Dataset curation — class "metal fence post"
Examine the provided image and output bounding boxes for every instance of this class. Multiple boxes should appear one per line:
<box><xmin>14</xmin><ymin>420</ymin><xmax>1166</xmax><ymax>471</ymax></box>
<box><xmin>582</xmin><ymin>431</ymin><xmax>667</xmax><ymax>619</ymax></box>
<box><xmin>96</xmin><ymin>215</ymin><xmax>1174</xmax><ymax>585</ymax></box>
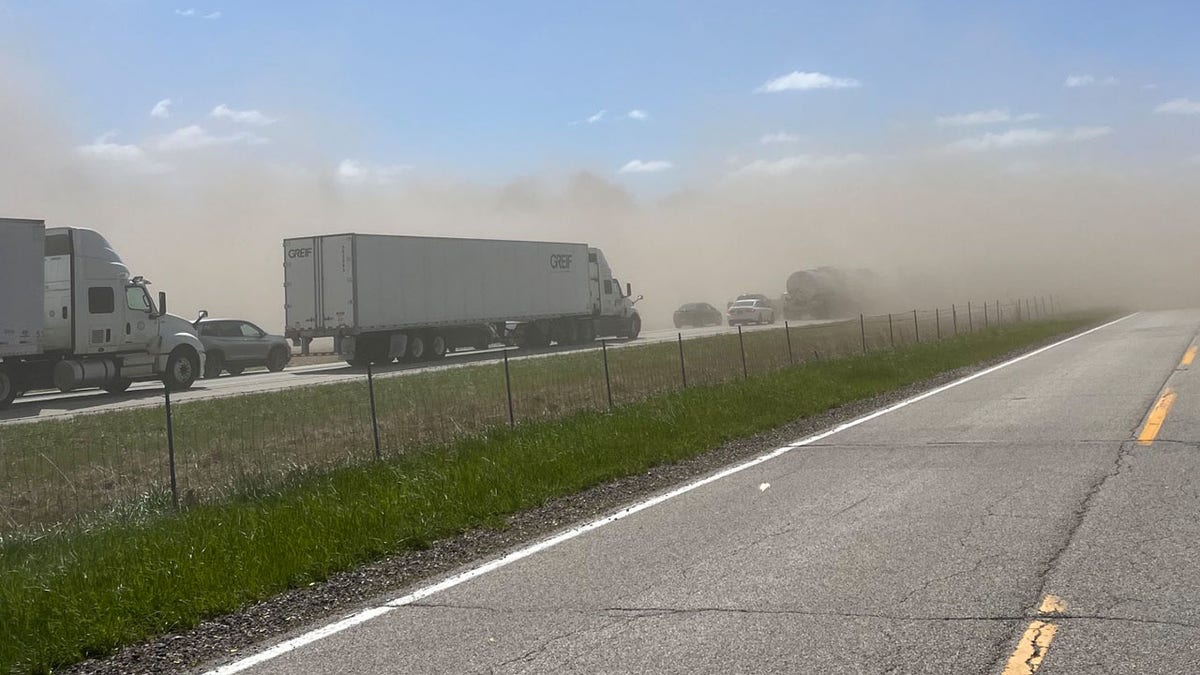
<box><xmin>601</xmin><ymin>339</ymin><xmax>614</xmax><ymax>410</ymax></box>
<box><xmin>784</xmin><ymin>321</ymin><xmax>794</xmax><ymax>365</ymax></box>
<box><xmin>913</xmin><ymin>309</ymin><xmax>919</xmax><ymax>343</ymax></box>
<box><xmin>968</xmin><ymin>301</ymin><xmax>974</xmax><ymax>332</ymax></box>
<box><xmin>952</xmin><ymin>304</ymin><xmax>958</xmax><ymax>335</ymax></box>
<box><xmin>888</xmin><ymin>313</ymin><xmax>894</xmax><ymax>348</ymax></box>
<box><xmin>503</xmin><ymin>348</ymin><xmax>515</xmax><ymax>427</ymax></box>
<box><xmin>366</xmin><ymin>361</ymin><xmax>381</xmax><ymax>460</ymax></box>
<box><xmin>936</xmin><ymin>307</ymin><xmax>941</xmax><ymax>340</ymax></box>
<box><xmin>984</xmin><ymin>301</ymin><xmax>989</xmax><ymax>328</ymax></box>
<box><xmin>737</xmin><ymin>325</ymin><xmax>748</xmax><ymax>379</ymax></box>
<box><xmin>860</xmin><ymin>314</ymin><xmax>867</xmax><ymax>354</ymax></box>
<box><xmin>996</xmin><ymin>300</ymin><xmax>1002</xmax><ymax>325</ymax></box>
<box><xmin>677</xmin><ymin>332</ymin><xmax>687</xmax><ymax>389</ymax></box>
<box><xmin>163</xmin><ymin>386</ymin><xmax>179</xmax><ymax>510</ymax></box>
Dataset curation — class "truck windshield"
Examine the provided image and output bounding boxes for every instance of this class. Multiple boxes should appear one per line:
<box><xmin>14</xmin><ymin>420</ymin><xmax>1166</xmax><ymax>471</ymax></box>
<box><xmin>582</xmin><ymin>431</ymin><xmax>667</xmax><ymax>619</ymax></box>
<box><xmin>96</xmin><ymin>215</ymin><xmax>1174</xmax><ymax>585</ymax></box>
<box><xmin>126</xmin><ymin>286</ymin><xmax>155</xmax><ymax>313</ymax></box>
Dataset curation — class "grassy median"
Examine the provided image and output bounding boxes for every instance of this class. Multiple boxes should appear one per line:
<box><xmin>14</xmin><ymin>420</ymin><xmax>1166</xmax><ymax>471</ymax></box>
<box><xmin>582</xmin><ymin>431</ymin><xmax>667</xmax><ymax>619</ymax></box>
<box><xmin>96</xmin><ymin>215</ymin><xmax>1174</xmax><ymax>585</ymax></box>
<box><xmin>0</xmin><ymin>315</ymin><xmax>1101</xmax><ymax>673</ymax></box>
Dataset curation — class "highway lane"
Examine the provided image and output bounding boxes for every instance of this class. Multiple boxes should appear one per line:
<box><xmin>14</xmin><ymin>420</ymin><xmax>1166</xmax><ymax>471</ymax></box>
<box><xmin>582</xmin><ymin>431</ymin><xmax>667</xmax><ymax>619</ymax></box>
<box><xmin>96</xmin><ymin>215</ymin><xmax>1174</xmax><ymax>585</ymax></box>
<box><xmin>206</xmin><ymin>309</ymin><xmax>1200</xmax><ymax>674</ymax></box>
<box><xmin>1</xmin><ymin>321</ymin><xmax>826</xmax><ymax>425</ymax></box>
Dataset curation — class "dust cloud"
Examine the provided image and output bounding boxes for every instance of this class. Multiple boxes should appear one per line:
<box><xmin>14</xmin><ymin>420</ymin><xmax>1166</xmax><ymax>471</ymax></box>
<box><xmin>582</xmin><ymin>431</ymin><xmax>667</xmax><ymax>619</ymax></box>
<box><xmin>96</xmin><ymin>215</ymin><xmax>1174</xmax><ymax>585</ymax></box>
<box><xmin>2</xmin><ymin>64</ymin><xmax>1197</xmax><ymax>332</ymax></box>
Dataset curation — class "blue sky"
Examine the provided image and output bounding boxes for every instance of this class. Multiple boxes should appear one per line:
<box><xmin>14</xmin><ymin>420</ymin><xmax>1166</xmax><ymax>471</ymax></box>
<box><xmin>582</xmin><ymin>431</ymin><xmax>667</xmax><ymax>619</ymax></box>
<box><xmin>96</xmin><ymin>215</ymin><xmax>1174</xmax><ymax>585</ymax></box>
<box><xmin>3</xmin><ymin>1</ymin><xmax>1198</xmax><ymax>184</ymax></box>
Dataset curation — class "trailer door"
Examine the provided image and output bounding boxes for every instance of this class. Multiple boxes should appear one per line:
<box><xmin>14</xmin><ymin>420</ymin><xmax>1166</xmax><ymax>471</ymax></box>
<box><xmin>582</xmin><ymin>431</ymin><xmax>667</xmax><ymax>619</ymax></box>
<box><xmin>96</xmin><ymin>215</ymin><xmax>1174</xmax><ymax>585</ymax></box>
<box><xmin>319</xmin><ymin>234</ymin><xmax>355</xmax><ymax>329</ymax></box>
<box><xmin>283</xmin><ymin>238</ymin><xmax>318</xmax><ymax>333</ymax></box>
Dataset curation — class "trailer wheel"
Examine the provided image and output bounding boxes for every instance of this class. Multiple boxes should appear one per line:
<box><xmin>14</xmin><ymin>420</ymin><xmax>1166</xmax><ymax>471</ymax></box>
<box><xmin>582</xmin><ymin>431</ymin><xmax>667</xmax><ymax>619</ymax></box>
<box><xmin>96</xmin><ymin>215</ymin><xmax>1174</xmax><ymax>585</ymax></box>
<box><xmin>427</xmin><ymin>332</ymin><xmax>447</xmax><ymax>360</ymax></box>
<box><xmin>0</xmin><ymin>366</ymin><xmax>16</xmax><ymax>409</ymax></box>
<box><xmin>578</xmin><ymin>320</ymin><xmax>596</xmax><ymax>344</ymax></box>
<box><xmin>405</xmin><ymin>333</ymin><xmax>426</xmax><ymax>362</ymax></box>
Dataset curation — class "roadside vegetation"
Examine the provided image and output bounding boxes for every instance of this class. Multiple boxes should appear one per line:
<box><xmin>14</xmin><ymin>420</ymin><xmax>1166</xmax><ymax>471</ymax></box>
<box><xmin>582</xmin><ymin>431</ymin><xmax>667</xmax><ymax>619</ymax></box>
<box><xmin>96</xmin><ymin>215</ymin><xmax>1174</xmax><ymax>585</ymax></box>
<box><xmin>0</xmin><ymin>314</ymin><xmax>1103</xmax><ymax>674</ymax></box>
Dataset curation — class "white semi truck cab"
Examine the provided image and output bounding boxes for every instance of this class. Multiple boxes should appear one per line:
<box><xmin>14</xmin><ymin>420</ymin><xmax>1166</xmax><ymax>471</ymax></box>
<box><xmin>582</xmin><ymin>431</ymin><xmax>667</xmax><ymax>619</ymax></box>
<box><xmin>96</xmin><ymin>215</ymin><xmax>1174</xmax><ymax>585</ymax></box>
<box><xmin>0</xmin><ymin>219</ymin><xmax>205</xmax><ymax>408</ymax></box>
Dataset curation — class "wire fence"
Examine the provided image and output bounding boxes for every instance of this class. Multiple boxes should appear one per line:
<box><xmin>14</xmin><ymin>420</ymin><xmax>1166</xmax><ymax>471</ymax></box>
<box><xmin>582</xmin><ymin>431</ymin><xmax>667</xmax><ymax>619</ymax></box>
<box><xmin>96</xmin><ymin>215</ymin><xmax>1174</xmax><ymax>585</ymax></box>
<box><xmin>0</xmin><ymin>295</ymin><xmax>1061</xmax><ymax>535</ymax></box>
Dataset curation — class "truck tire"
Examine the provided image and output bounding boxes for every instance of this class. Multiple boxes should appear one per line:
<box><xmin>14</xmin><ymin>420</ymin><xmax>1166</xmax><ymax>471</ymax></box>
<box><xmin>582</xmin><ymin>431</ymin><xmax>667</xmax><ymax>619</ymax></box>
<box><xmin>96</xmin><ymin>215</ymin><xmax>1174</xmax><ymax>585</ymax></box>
<box><xmin>427</xmin><ymin>332</ymin><xmax>447</xmax><ymax>361</ymax></box>
<box><xmin>266</xmin><ymin>346</ymin><xmax>289</xmax><ymax>372</ymax></box>
<box><xmin>578</xmin><ymin>320</ymin><xmax>596</xmax><ymax>343</ymax></box>
<box><xmin>103</xmin><ymin>378</ymin><xmax>132</xmax><ymax>394</ymax></box>
<box><xmin>625</xmin><ymin>314</ymin><xmax>642</xmax><ymax>340</ymax></box>
<box><xmin>203</xmin><ymin>351</ymin><xmax>225</xmax><ymax>379</ymax></box>
<box><xmin>405</xmin><ymin>333</ymin><xmax>426</xmax><ymax>362</ymax></box>
<box><xmin>163</xmin><ymin>346</ymin><xmax>200</xmax><ymax>391</ymax></box>
<box><xmin>0</xmin><ymin>366</ymin><xmax>16</xmax><ymax>409</ymax></box>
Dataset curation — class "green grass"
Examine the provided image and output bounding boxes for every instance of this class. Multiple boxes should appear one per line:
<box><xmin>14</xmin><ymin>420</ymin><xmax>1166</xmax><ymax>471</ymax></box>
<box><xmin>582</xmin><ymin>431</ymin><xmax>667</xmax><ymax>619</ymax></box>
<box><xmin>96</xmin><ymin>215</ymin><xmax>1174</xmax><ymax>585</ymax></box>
<box><xmin>0</xmin><ymin>315</ymin><xmax>1102</xmax><ymax>674</ymax></box>
<box><xmin>0</xmin><ymin>317</ymin><xmax>873</xmax><ymax>531</ymax></box>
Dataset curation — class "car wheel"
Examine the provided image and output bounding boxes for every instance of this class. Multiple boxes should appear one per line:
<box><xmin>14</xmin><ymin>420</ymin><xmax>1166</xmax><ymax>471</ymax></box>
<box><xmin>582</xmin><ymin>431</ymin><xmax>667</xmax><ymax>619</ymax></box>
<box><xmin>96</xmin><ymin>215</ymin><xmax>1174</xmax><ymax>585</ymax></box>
<box><xmin>163</xmin><ymin>347</ymin><xmax>200</xmax><ymax>391</ymax></box>
<box><xmin>203</xmin><ymin>351</ymin><xmax>224</xmax><ymax>379</ymax></box>
<box><xmin>266</xmin><ymin>346</ymin><xmax>289</xmax><ymax>372</ymax></box>
<box><xmin>103</xmin><ymin>378</ymin><xmax>132</xmax><ymax>394</ymax></box>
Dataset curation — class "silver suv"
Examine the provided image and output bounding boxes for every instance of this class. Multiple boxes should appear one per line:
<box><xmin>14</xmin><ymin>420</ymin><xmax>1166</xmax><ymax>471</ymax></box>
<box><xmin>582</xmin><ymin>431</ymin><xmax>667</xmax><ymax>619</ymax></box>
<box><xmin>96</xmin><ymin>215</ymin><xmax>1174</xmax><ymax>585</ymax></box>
<box><xmin>195</xmin><ymin>316</ymin><xmax>291</xmax><ymax>378</ymax></box>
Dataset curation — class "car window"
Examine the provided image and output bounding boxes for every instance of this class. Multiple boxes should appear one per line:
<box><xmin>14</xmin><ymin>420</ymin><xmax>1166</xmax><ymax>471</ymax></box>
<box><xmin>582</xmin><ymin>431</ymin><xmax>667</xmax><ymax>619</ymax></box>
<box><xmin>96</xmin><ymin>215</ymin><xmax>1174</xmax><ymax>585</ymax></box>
<box><xmin>239</xmin><ymin>323</ymin><xmax>261</xmax><ymax>338</ymax></box>
<box><xmin>199</xmin><ymin>323</ymin><xmax>217</xmax><ymax>337</ymax></box>
<box><xmin>733</xmin><ymin>300</ymin><xmax>756</xmax><ymax>308</ymax></box>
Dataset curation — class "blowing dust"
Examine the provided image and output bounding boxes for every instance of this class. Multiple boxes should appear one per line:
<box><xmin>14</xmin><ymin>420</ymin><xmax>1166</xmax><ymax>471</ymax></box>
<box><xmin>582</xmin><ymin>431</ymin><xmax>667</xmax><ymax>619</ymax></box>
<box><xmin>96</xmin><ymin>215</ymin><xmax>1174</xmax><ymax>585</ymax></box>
<box><xmin>2</xmin><ymin>66</ymin><xmax>1197</xmax><ymax>331</ymax></box>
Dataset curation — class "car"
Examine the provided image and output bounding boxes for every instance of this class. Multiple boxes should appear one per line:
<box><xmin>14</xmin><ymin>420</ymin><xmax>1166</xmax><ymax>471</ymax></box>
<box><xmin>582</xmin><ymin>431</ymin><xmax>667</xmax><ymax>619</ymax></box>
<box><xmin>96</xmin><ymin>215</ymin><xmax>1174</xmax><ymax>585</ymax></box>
<box><xmin>727</xmin><ymin>298</ymin><xmax>776</xmax><ymax>326</ymax></box>
<box><xmin>194</xmin><ymin>314</ymin><xmax>292</xmax><ymax>378</ymax></box>
<box><xmin>673</xmin><ymin>302</ymin><xmax>723</xmax><ymax>328</ymax></box>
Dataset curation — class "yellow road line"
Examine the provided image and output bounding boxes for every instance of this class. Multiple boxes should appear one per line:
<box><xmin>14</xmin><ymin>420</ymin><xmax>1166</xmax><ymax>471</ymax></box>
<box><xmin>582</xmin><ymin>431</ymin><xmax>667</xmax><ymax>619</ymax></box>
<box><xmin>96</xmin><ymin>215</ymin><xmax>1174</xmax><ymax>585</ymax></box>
<box><xmin>1183</xmin><ymin>346</ymin><xmax>1197</xmax><ymax>367</ymax></box>
<box><xmin>1001</xmin><ymin>595</ymin><xmax>1067</xmax><ymax>674</ymax></box>
<box><xmin>1002</xmin><ymin>620</ymin><xmax>1059</xmax><ymax>674</ymax></box>
<box><xmin>1137</xmin><ymin>388</ymin><xmax>1177</xmax><ymax>446</ymax></box>
<box><xmin>1038</xmin><ymin>595</ymin><xmax>1066</xmax><ymax>614</ymax></box>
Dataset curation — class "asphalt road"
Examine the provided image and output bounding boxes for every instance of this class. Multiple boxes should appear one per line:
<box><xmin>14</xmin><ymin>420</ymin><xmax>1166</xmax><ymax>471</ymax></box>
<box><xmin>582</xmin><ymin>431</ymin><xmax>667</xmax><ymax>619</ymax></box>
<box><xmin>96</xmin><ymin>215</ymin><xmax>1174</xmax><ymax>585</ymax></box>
<box><xmin>205</xmin><ymin>309</ymin><xmax>1200</xmax><ymax>674</ymax></box>
<box><xmin>0</xmin><ymin>322</ymin><xmax>810</xmax><ymax>425</ymax></box>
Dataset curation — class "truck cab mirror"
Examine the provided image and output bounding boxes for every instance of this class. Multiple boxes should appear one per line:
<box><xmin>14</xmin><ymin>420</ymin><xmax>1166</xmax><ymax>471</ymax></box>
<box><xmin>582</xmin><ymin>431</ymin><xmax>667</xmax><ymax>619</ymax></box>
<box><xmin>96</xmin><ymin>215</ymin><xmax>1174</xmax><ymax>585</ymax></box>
<box><xmin>194</xmin><ymin>309</ymin><xmax>208</xmax><ymax>327</ymax></box>
<box><xmin>633</xmin><ymin>294</ymin><xmax>644</xmax><ymax>305</ymax></box>
<box><xmin>158</xmin><ymin>291</ymin><xmax>168</xmax><ymax>317</ymax></box>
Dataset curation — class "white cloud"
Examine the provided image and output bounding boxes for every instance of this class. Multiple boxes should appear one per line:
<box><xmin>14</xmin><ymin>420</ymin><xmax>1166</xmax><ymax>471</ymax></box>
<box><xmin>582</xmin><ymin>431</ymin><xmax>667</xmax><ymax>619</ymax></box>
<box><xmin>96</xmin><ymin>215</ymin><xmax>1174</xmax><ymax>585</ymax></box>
<box><xmin>627</xmin><ymin>109</ymin><xmax>649</xmax><ymax>121</ymax></box>
<box><xmin>175</xmin><ymin>8</ymin><xmax>196</xmax><ymax>16</ymax></box>
<box><xmin>150</xmin><ymin>98</ymin><xmax>172</xmax><ymax>119</ymax></box>
<box><xmin>946</xmin><ymin>126</ymin><xmax>1112</xmax><ymax>152</ymax></box>
<box><xmin>336</xmin><ymin>159</ymin><xmax>412</xmax><ymax>183</ymax></box>
<box><xmin>76</xmin><ymin>132</ymin><xmax>168</xmax><ymax>173</ymax></box>
<box><xmin>154</xmin><ymin>125</ymin><xmax>268</xmax><ymax>151</ymax></box>
<box><xmin>755</xmin><ymin>71</ymin><xmax>861</xmax><ymax>93</ymax></box>
<box><xmin>759</xmin><ymin>132</ymin><xmax>801</xmax><ymax>145</ymax></box>
<box><xmin>204</xmin><ymin>11</ymin><xmax>221</xmax><ymax>19</ymax></box>
<box><xmin>617</xmin><ymin>159</ymin><xmax>674</xmax><ymax>174</ymax></box>
<box><xmin>1064</xmin><ymin>74</ymin><xmax>1118</xmax><ymax>88</ymax></box>
<box><xmin>935</xmin><ymin>109</ymin><xmax>1042</xmax><ymax>127</ymax></box>
<box><xmin>209</xmin><ymin>104</ymin><xmax>277</xmax><ymax>126</ymax></box>
<box><xmin>1154</xmin><ymin>98</ymin><xmax>1200</xmax><ymax>115</ymax></box>
<box><xmin>730</xmin><ymin>153</ymin><xmax>865</xmax><ymax>177</ymax></box>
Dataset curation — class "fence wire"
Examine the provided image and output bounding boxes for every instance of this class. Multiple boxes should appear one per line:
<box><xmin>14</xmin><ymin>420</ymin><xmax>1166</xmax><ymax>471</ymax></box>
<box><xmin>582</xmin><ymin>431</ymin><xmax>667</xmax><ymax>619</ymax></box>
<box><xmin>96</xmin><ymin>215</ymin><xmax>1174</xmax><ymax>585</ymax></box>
<box><xmin>0</xmin><ymin>296</ymin><xmax>1061</xmax><ymax>534</ymax></box>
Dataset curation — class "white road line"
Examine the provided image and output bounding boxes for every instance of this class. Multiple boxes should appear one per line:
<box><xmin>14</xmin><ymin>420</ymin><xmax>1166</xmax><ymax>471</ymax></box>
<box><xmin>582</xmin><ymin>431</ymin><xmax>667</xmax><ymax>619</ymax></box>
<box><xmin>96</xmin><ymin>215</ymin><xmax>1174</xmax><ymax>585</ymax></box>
<box><xmin>205</xmin><ymin>314</ymin><xmax>1134</xmax><ymax>675</ymax></box>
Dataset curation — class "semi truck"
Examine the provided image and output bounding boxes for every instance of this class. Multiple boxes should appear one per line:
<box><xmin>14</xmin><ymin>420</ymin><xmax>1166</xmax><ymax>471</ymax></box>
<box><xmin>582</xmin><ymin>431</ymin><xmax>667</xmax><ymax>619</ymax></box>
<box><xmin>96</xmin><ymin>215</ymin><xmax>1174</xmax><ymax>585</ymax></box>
<box><xmin>0</xmin><ymin>218</ymin><xmax>206</xmax><ymax>408</ymax></box>
<box><xmin>782</xmin><ymin>267</ymin><xmax>878</xmax><ymax>320</ymax></box>
<box><xmin>283</xmin><ymin>233</ymin><xmax>642</xmax><ymax>365</ymax></box>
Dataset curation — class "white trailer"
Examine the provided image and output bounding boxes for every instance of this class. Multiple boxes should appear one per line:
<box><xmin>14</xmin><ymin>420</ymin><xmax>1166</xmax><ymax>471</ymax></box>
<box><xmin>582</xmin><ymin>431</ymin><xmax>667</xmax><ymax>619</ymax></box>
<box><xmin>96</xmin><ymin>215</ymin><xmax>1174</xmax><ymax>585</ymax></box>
<box><xmin>283</xmin><ymin>233</ymin><xmax>642</xmax><ymax>365</ymax></box>
<box><xmin>0</xmin><ymin>218</ymin><xmax>206</xmax><ymax>408</ymax></box>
